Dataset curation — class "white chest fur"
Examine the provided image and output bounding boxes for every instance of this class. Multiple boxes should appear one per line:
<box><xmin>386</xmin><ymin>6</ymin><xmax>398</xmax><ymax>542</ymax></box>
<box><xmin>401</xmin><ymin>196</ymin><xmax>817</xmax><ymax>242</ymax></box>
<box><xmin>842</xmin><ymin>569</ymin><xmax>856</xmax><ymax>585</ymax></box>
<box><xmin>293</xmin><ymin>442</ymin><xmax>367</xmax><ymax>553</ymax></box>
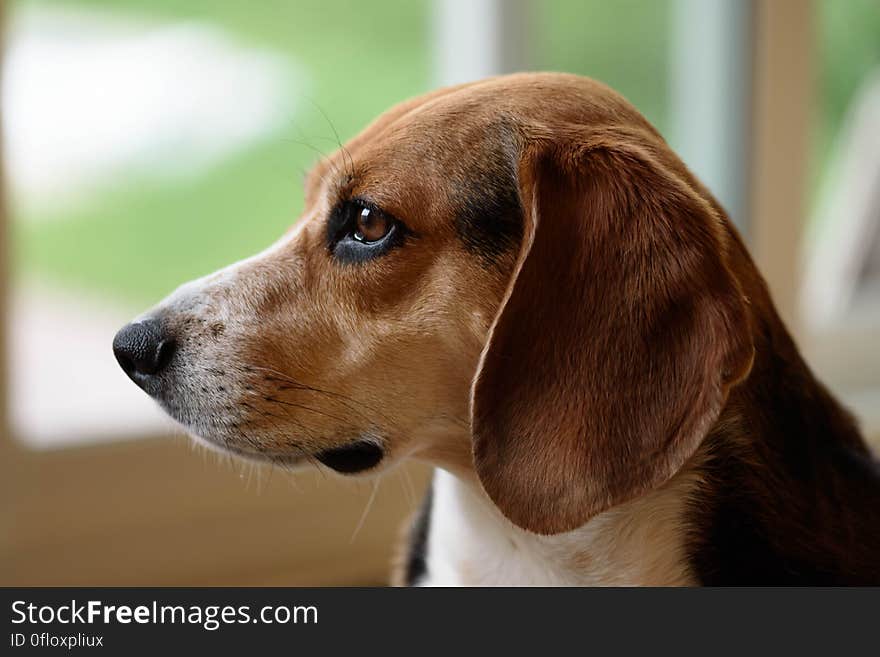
<box><xmin>421</xmin><ymin>469</ymin><xmax>697</xmax><ymax>586</ymax></box>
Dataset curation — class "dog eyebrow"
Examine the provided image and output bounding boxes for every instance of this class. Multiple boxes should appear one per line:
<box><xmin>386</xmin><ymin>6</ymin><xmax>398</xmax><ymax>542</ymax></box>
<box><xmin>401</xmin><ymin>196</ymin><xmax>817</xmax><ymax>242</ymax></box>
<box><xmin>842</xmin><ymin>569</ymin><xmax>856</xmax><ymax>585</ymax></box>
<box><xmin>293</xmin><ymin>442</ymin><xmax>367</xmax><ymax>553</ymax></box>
<box><xmin>303</xmin><ymin>150</ymin><xmax>357</xmax><ymax>208</ymax></box>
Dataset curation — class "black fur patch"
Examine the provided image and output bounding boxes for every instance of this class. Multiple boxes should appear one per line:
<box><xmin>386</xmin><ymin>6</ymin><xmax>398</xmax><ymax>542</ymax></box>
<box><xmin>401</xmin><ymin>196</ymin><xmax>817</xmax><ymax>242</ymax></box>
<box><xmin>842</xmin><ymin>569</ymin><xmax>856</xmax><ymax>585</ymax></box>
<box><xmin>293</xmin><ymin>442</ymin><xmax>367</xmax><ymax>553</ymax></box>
<box><xmin>453</xmin><ymin>147</ymin><xmax>523</xmax><ymax>265</ymax></box>
<box><xmin>688</xmin><ymin>439</ymin><xmax>880</xmax><ymax>585</ymax></box>
<box><xmin>687</xmin><ymin>444</ymin><xmax>802</xmax><ymax>585</ymax></box>
<box><xmin>404</xmin><ymin>481</ymin><xmax>434</xmax><ymax>586</ymax></box>
<box><xmin>686</xmin><ymin>344</ymin><xmax>880</xmax><ymax>585</ymax></box>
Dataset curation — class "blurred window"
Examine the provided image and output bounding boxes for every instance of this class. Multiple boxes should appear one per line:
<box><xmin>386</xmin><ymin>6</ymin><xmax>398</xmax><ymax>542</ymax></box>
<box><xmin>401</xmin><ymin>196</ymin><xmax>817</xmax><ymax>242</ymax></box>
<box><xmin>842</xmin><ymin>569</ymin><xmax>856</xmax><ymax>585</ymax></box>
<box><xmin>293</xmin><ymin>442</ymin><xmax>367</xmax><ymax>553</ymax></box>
<box><xmin>800</xmin><ymin>0</ymin><xmax>880</xmax><ymax>432</ymax></box>
<box><xmin>534</xmin><ymin>0</ymin><xmax>672</xmax><ymax>134</ymax></box>
<box><xmin>4</xmin><ymin>0</ymin><xmax>431</xmax><ymax>447</ymax></box>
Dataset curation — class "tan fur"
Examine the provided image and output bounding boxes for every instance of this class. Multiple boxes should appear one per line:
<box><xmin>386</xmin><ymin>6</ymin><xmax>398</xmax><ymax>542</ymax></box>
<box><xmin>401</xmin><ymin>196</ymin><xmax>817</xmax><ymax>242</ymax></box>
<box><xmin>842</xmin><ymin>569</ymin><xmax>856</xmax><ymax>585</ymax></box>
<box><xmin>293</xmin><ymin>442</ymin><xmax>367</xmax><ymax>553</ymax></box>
<box><xmin>559</xmin><ymin>454</ymin><xmax>706</xmax><ymax>586</ymax></box>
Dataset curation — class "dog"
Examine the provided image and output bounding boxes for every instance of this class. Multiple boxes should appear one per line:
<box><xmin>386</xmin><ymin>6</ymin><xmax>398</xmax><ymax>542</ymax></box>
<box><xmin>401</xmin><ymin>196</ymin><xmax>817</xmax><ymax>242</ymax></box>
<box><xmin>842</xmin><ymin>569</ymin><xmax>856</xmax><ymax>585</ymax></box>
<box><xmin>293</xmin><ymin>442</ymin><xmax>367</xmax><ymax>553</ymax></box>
<box><xmin>113</xmin><ymin>73</ymin><xmax>880</xmax><ymax>585</ymax></box>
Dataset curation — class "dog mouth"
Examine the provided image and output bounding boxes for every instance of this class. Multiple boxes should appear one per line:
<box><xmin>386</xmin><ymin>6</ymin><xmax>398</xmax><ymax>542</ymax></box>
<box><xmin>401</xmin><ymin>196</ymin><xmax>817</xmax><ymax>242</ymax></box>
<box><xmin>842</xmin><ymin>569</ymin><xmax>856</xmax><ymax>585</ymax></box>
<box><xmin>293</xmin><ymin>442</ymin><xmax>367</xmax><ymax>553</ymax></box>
<box><xmin>196</xmin><ymin>433</ymin><xmax>386</xmax><ymax>475</ymax></box>
<box><xmin>153</xmin><ymin>386</ymin><xmax>388</xmax><ymax>475</ymax></box>
<box><xmin>314</xmin><ymin>440</ymin><xmax>385</xmax><ymax>474</ymax></box>
<box><xmin>124</xmin><ymin>356</ymin><xmax>387</xmax><ymax>475</ymax></box>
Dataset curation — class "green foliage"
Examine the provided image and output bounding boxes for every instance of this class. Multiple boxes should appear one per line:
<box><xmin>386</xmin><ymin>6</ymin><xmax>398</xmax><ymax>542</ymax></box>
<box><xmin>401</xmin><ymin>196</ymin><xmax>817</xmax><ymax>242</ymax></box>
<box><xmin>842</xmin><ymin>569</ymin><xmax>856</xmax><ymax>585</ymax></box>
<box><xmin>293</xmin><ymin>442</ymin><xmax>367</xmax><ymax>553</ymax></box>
<box><xmin>817</xmin><ymin>0</ymin><xmax>880</xmax><ymax>164</ymax></box>
<box><xmin>14</xmin><ymin>0</ymin><xmax>431</xmax><ymax>303</ymax></box>
<box><xmin>534</xmin><ymin>0</ymin><xmax>671</xmax><ymax>132</ymax></box>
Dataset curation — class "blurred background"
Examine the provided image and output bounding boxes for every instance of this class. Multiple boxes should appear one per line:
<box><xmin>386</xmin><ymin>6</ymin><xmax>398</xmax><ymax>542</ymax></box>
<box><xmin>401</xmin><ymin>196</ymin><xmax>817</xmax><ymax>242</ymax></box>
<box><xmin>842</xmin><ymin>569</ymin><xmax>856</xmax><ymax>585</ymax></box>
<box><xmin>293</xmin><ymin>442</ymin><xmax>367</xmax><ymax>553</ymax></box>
<box><xmin>1</xmin><ymin>0</ymin><xmax>878</xmax><ymax>585</ymax></box>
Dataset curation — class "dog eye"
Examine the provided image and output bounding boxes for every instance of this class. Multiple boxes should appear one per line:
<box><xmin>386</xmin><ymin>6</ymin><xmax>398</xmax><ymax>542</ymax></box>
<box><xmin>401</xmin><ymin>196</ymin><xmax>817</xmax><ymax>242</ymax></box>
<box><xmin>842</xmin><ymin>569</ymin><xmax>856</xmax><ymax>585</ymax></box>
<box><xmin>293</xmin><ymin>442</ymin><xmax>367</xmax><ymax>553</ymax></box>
<box><xmin>353</xmin><ymin>207</ymin><xmax>391</xmax><ymax>243</ymax></box>
<box><xmin>328</xmin><ymin>201</ymin><xmax>405</xmax><ymax>263</ymax></box>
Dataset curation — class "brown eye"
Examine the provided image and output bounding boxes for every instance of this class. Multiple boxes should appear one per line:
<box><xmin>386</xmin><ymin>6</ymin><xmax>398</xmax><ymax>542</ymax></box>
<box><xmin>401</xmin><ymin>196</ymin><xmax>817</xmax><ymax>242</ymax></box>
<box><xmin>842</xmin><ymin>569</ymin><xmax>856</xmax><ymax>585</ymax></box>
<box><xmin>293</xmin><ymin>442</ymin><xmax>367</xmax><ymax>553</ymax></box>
<box><xmin>353</xmin><ymin>207</ymin><xmax>391</xmax><ymax>243</ymax></box>
<box><xmin>329</xmin><ymin>201</ymin><xmax>405</xmax><ymax>263</ymax></box>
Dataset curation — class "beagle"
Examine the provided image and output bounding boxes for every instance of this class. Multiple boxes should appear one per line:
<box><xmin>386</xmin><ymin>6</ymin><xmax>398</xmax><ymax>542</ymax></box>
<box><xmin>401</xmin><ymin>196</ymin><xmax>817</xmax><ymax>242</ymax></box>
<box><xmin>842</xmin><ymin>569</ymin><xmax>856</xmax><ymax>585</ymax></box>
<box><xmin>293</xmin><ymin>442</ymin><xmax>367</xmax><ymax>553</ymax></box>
<box><xmin>114</xmin><ymin>73</ymin><xmax>880</xmax><ymax>586</ymax></box>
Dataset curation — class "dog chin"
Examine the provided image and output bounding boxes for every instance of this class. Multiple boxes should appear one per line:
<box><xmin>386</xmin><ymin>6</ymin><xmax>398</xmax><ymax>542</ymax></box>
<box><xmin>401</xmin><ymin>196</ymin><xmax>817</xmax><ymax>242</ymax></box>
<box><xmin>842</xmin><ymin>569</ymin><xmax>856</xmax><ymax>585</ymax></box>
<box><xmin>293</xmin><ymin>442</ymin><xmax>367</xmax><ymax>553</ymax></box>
<box><xmin>185</xmin><ymin>429</ymin><xmax>386</xmax><ymax>475</ymax></box>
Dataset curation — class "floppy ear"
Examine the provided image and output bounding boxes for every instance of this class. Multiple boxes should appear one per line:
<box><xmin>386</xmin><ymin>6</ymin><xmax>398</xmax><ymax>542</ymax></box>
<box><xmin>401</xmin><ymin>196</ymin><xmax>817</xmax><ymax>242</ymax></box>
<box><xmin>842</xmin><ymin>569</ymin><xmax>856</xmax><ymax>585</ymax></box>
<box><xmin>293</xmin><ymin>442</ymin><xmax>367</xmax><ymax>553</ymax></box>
<box><xmin>471</xmin><ymin>128</ymin><xmax>754</xmax><ymax>535</ymax></box>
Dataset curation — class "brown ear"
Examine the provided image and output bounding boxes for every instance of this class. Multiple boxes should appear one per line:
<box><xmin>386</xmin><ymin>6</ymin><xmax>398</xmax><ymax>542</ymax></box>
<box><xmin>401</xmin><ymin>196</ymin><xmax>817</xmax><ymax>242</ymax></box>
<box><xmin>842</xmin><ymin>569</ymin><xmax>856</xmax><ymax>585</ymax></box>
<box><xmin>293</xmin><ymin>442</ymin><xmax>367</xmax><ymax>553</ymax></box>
<box><xmin>471</xmin><ymin>128</ymin><xmax>754</xmax><ymax>535</ymax></box>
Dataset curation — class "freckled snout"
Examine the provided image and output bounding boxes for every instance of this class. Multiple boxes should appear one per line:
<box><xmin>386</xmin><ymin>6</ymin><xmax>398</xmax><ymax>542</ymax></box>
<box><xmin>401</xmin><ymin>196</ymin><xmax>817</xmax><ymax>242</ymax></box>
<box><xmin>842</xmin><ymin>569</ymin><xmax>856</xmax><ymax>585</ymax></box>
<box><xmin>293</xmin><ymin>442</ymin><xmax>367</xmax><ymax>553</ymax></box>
<box><xmin>113</xmin><ymin>319</ymin><xmax>176</xmax><ymax>388</ymax></box>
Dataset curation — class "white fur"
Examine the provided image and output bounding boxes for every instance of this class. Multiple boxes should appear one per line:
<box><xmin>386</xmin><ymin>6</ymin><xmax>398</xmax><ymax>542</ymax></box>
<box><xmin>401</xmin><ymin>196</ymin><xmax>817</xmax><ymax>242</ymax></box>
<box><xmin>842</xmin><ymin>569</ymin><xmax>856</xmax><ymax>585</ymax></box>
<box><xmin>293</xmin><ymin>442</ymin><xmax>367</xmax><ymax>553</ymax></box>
<box><xmin>420</xmin><ymin>468</ymin><xmax>697</xmax><ymax>586</ymax></box>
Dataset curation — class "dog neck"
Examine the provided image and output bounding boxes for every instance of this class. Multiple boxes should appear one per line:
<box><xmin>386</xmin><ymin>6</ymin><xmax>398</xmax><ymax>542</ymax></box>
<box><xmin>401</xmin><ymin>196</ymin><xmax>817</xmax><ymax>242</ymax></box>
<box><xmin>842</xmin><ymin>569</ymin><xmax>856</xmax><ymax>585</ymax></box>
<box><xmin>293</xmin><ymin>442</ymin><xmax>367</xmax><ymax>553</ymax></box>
<box><xmin>417</xmin><ymin>464</ymin><xmax>699</xmax><ymax>586</ymax></box>
<box><xmin>408</xmin><ymin>291</ymin><xmax>880</xmax><ymax>585</ymax></box>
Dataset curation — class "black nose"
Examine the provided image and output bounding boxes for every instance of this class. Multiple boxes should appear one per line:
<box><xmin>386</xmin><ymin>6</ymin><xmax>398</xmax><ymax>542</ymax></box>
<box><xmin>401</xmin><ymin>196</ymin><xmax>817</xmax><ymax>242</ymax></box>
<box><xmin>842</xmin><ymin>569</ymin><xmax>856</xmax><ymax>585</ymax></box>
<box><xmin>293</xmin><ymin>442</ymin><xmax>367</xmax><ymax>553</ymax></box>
<box><xmin>113</xmin><ymin>319</ymin><xmax>176</xmax><ymax>383</ymax></box>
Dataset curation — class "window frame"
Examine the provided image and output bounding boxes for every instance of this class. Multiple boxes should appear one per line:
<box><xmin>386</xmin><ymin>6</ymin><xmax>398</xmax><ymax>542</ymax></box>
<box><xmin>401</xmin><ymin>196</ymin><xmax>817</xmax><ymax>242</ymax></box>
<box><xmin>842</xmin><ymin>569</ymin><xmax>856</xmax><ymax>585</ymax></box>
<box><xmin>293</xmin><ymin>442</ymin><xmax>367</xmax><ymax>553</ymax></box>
<box><xmin>747</xmin><ymin>0</ymin><xmax>880</xmax><ymax>443</ymax></box>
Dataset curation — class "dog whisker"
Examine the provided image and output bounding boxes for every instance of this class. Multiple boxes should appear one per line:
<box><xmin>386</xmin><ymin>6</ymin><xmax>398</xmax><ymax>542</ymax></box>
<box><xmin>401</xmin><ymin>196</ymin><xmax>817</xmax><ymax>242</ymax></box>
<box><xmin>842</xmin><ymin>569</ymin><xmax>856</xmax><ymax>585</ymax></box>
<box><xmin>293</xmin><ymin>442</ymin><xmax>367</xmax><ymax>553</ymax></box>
<box><xmin>250</xmin><ymin>365</ymin><xmax>397</xmax><ymax>426</ymax></box>
<box><xmin>263</xmin><ymin>396</ymin><xmax>351</xmax><ymax>425</ymax></box>
<box><xmin>350</xmin><ymin>478</ymin><xmax>381</xmax><ymax>544</ymax></box>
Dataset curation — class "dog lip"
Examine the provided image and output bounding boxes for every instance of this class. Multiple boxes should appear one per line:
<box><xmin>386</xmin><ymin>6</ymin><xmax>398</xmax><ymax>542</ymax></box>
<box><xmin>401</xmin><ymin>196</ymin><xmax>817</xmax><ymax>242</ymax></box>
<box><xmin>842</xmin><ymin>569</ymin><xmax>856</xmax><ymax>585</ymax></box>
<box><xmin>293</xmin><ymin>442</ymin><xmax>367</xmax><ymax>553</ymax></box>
<box><xmin>314</xmin><ymin>440</ymin><xmax>384</xmax><ymax>474</ymax></box>
<box><xmin>202</xmin><ymin>440</ymin><xmax>307</xmax><ymax>467</ymax></box>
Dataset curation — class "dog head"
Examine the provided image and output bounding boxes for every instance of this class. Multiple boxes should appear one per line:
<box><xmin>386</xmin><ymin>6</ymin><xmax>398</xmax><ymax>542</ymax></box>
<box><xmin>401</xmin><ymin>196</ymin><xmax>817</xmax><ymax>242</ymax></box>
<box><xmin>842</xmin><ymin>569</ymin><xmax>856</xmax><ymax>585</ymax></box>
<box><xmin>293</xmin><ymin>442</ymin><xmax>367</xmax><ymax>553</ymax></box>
<box><xmin>114</xmin><ymin>73</ymin><xmax>754</xmax><ymax>534</ymax></box>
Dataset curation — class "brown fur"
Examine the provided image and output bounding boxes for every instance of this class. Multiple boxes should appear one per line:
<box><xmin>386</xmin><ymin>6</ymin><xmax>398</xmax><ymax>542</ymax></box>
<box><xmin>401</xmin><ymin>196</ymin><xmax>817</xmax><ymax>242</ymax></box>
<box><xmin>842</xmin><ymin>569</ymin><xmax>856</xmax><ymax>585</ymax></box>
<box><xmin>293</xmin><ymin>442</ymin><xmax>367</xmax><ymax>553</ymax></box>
<box><xmin>473</xmin><ymin>126</ymin><xmax>755</xmax><ymax>534</ymax></box>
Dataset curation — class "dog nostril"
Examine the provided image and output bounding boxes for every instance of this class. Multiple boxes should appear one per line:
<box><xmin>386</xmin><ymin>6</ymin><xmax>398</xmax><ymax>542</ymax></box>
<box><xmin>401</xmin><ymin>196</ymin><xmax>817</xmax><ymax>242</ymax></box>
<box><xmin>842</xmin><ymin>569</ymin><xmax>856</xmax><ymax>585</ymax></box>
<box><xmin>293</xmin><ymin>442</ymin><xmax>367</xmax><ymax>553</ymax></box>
<box><xmin>115</xmin><ymin>350</ymin><xmax>135</xmax><ymax>377</ymax></box>
<box><xmin>112</xmin><ymin>319</ymin><xmax>176</xmax><ymax>382</ymax></box>
<box><xmin>155</xmin><ymin>338</ymin><xmax>177</xmax><ymax>372</ymax></box>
